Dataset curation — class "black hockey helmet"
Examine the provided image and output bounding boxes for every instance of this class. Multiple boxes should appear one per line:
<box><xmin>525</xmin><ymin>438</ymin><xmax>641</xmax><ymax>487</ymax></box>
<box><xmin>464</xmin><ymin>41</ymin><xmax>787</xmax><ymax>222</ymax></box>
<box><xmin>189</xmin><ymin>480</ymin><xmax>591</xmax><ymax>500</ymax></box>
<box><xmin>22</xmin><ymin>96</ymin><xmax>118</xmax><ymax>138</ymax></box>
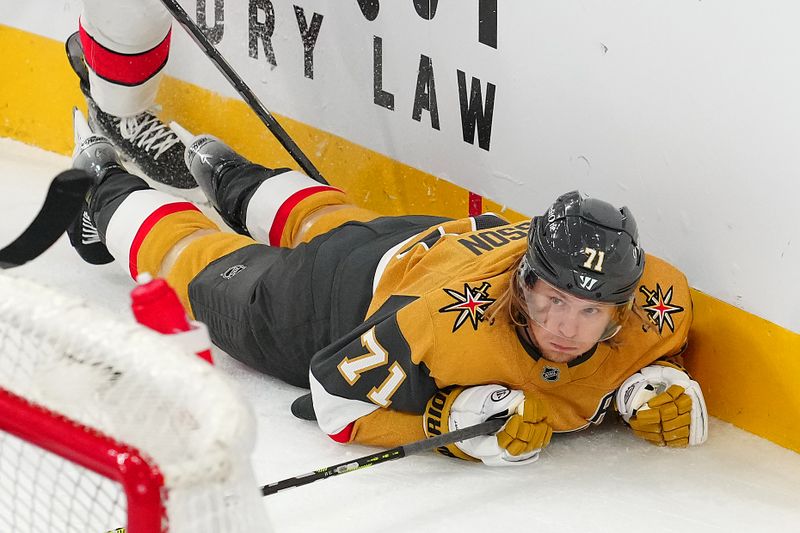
<box><xmin>521</xmin><ymin>190</ymin><xmax>644</xmax><ymax>304</ymax></box>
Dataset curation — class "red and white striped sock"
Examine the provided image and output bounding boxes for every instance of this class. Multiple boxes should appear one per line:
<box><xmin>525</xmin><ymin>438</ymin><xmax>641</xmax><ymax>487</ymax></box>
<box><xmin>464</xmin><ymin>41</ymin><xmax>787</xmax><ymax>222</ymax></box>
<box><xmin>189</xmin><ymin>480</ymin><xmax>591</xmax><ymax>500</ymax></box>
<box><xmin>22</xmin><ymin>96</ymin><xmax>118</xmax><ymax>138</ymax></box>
<box><xmin>78</xmin><ymin>0</ymin><xmax>171</xmax><ymax>116</ymax></box>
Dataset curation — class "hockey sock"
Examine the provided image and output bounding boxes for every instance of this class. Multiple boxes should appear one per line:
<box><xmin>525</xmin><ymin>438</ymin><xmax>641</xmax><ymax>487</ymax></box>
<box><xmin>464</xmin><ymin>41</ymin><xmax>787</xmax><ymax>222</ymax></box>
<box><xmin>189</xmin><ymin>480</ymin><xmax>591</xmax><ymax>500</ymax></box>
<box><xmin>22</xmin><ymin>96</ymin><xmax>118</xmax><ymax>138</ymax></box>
<box><xmin>179</xmin><ymin>128</ymin><xmax>344</xmax><ymax>245</ymax></box>
<box><xmin>91</xmin><ymin>173</ymin><xmax>220</xmax><ymax>280</ymax></box>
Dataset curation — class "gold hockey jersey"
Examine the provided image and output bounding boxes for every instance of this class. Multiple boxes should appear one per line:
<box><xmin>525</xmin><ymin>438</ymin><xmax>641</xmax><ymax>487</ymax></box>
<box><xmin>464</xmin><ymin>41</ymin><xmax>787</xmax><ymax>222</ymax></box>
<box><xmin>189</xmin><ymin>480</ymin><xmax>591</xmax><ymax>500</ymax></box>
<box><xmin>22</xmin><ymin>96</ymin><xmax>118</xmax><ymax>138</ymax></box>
<box><xmin>308</xmin><ymin>215</ymin><xmax>692</xmax><ymax>448</ymax></box>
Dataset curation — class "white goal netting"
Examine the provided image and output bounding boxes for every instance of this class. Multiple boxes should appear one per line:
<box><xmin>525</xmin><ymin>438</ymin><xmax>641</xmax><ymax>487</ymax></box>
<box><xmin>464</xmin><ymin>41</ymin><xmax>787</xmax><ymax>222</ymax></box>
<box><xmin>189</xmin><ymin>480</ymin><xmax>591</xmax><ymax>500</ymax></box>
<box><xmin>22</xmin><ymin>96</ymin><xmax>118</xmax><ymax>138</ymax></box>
<box><xmin>0</xmin><ymin>272</ymin><xmax>270</xmax><ymax>532</ymax></box>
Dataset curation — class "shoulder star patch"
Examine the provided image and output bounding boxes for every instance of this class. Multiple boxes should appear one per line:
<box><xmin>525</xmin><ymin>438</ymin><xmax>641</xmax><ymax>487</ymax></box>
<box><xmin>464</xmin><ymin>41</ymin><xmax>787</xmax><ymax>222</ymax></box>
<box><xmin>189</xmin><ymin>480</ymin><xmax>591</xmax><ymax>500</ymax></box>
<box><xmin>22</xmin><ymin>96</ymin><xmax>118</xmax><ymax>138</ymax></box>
<box><xmin>439</xmin><ymin>282</ymin><xmax>495</xmax><ymax>332</ymax></box>
<box><xmin>639</xmin><ymin>283</ymin><xmax>684</xmax><ymax>333</ymax></box>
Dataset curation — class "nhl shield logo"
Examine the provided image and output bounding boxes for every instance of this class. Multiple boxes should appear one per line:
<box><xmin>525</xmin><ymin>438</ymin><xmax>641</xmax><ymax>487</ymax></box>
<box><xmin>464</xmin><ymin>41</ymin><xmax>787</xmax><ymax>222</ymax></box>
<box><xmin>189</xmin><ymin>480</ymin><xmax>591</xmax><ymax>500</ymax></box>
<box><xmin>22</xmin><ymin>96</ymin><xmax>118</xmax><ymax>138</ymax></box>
<box><xmin>541</xmin><ymin>366</ymin><xmax>560</xmax><ymax>382</ymax></box>
<box><xmin>221</xmin><ymin>264</ymin><xmax>247</xmax><ymax>279</ymax></box>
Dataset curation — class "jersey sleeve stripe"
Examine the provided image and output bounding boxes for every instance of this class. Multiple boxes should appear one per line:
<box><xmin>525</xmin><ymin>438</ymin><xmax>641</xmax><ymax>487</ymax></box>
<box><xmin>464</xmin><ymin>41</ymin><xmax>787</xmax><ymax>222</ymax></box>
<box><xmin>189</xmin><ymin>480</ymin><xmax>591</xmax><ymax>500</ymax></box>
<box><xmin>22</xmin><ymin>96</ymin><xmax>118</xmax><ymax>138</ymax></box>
<box><xmin>309</xmin><ymin>372</ymin><xmax>379</xmax><ymax>437</ymax></box>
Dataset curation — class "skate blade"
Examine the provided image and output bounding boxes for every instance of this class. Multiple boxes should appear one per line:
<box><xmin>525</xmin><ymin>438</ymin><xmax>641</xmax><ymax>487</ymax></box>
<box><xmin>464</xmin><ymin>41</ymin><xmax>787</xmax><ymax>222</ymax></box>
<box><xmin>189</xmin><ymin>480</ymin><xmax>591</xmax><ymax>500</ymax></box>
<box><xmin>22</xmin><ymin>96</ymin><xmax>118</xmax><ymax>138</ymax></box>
<box><xmin>72</xmin><ymin>107</ymin><xmax>94</xmax><ymax>148</ymax></box>
<box><xmin>120</xmin><ymin>155</ymin><xmax>210</xmax><ymax>206</ymax></box>
<box><xmin>169</xmin><ymin>120</ymin><xmax>195</xmax><ymax>147</ymax></box>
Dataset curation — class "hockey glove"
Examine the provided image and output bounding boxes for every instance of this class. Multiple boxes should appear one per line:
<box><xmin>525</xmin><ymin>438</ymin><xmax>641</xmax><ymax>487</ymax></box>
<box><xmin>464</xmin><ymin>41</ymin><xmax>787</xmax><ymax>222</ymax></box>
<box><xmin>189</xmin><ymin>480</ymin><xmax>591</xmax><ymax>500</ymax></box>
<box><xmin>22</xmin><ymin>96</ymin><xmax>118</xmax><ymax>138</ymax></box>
<box><xmin>616</xmin><ymin>363</ymin><xmax>708</xmax><ymax>447</ymax></box>
<box><xmin>423</xmin><ymin>385</ymin><xmax>552</xmax><ymax>466</ymax></box>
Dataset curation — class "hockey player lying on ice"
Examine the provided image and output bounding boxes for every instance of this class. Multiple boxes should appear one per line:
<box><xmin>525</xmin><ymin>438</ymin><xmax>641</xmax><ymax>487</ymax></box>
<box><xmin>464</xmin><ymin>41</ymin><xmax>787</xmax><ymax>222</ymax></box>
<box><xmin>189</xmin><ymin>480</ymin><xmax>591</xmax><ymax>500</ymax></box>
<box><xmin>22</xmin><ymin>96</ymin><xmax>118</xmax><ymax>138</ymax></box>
<box><xmin>64</xmin><ymin>1</ymin><xmax>708</xmax><ymax>466</ymax></box>
<box><xmin>67</xmin><ymin>107</ymin><xmax>708</xmax><ymax>465</ymax></box>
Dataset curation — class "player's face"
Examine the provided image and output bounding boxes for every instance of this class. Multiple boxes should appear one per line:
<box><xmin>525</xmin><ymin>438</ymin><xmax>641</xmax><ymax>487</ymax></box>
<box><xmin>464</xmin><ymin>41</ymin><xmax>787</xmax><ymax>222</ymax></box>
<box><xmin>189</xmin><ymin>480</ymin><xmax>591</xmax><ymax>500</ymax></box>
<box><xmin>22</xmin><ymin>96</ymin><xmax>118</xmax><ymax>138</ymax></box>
<box><xmin>522</xmin><ymin>280</ymin><xmax>616</xmax><ymax>363</ymax></box>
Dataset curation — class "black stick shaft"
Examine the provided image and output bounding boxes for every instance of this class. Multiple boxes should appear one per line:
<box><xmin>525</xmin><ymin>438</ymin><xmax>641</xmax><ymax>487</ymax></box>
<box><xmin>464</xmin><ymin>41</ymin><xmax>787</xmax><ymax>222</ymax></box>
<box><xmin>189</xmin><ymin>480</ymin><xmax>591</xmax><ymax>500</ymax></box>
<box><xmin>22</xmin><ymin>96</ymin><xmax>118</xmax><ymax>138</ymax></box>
<box><xmin>261</xmin><ymin>417</ymin><xmax>505</xmax><ymax>496</ymax></box>
<box><xmin>158</xmin><ymin>0</ymin><xmax>328</xmax><ymax>185</ymax></box>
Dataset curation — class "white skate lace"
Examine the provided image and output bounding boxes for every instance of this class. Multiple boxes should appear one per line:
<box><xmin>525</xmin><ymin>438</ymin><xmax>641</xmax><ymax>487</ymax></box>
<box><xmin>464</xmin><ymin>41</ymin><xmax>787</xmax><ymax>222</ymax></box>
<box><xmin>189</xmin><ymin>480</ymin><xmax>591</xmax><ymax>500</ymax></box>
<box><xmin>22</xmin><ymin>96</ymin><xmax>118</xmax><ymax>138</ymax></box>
<box><xmin>118</xmin><ymin>108</ymin><xmax>180</xmax><ymax>160</ymax></box>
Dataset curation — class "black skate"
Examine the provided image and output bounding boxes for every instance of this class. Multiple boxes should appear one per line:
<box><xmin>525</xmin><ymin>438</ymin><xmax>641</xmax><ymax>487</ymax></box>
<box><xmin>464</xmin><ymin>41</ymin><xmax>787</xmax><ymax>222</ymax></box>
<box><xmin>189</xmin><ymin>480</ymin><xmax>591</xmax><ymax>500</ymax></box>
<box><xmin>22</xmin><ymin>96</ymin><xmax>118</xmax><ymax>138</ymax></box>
<box><xmin>65</xmin><ymin>32</ymin><xmax>205</xmax><ymax>203</ymax></box>
<box><xmin>68</xmin><ymin>108</ymin><xmax>152</xmax><ymax>266</ymax></box>
<box><xmin>67</xmin><ymin>209</ymin><xmax>114</xmax><ymax>265</ymax></box>
<box><xmin>170</xmin><ymin>121</ymin><xmax>252</xmax><ymax>234</ymax></box>
<box><xmin>67</xmin><ymin>108</ymin><xmax>122</xmax><ymax>265</ymax></box>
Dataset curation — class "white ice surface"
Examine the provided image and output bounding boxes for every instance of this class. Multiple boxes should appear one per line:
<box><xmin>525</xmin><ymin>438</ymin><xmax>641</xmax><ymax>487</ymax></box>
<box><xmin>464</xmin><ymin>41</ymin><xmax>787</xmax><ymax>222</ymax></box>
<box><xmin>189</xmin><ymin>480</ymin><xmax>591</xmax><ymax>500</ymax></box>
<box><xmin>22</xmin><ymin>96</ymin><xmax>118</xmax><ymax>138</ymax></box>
<box><xmin>1</xmin><ymin>137</ymin><xmax>799</xmax><ymax>533</ymax></box>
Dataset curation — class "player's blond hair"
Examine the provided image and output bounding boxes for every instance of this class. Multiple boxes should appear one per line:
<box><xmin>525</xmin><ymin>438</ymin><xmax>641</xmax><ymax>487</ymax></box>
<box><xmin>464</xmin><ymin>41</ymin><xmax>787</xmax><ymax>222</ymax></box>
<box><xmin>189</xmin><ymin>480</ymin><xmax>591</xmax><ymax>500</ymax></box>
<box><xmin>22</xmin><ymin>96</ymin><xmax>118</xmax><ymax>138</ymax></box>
<box><xmin>486</xmin><ymin>255</ymin><xmax>527</xmax><ymax>327</ymax></box>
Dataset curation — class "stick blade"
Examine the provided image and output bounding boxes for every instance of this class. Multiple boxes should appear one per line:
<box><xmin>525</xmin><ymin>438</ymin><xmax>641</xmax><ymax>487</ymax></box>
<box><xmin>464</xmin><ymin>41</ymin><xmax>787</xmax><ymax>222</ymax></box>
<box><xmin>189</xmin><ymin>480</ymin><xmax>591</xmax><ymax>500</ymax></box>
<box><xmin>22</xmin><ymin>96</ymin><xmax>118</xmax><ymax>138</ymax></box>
<box><xmin>0</xmin><ymin>169</ymin><xmax>93</xmax><ymax>269</ymax></box>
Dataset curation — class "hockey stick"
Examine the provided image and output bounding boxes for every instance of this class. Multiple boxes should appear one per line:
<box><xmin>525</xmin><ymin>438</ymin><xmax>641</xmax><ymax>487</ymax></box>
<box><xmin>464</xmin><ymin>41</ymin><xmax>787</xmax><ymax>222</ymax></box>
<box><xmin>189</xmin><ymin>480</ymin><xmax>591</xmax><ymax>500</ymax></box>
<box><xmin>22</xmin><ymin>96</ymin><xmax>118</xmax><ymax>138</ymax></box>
<box><xmin>0</xmin><ymin>169</ymin><xmax>92</xmax><ymax>269</ymax></box>
<box><xmin>158</xmin><ymin>0</ymin><xmax>329</xmax><ymax>185</ymax></box>
<box><xmin>261</xmin><ymin>417</ymin><xmax>505</xmax><ymax>496</ymax></box>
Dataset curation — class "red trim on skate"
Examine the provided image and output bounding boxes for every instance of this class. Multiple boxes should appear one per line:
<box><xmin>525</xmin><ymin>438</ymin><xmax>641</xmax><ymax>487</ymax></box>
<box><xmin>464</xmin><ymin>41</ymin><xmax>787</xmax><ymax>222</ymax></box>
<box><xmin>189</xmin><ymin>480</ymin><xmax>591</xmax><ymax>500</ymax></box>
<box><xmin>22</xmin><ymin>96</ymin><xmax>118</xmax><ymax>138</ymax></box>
<box><xmin>328</xmin><ymin>422</ymin><xmax>354</xmax><ymax>443</ymax></box>
<box><xmin>128</xmin><ymin>202</ymin><xmax>199</xmax><ymax>279</ymax></box>
<box><xmin>79</xmin><ymin>21</ymin><xmax>171</xmax><ymax>86</ymax></box>
<box><xmin>268</xmin><ymin>186</ymin><xmax>340</xmax><ymax>246</ymax></box>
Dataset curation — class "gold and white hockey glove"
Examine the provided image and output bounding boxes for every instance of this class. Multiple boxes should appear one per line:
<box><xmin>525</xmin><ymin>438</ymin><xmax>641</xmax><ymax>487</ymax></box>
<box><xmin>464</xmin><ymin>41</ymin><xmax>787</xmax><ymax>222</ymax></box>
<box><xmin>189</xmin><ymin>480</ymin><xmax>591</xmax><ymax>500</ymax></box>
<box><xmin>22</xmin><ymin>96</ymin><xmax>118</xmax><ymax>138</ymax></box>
<box><xmin>423</xmin><ymin>385</ymin><xmax>552</xmax><ymax>466</ymax></box>
<box><xmin>616</xmin><ymin>363</ymin><xmax>708</xmax><ymax>447</ymax></box>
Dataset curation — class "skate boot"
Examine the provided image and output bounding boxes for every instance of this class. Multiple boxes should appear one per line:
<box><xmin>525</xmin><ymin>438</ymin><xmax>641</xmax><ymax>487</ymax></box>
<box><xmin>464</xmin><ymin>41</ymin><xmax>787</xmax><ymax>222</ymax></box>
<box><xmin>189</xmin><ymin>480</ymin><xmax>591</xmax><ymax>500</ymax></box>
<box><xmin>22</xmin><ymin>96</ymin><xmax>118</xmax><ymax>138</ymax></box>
<box><xmin>65</xmin><ymin>32</ymin><xmax>205</xmax><ymax>203</ymax></box>
<box><xmin>170</xmin><ymin>121</ymin><xmax>255</xmax><ymax>235</ymax></box>
<box><xmin>67</xmin><ymin>108</ymin><xmax>149</xmax><ymax>265</ymax></box>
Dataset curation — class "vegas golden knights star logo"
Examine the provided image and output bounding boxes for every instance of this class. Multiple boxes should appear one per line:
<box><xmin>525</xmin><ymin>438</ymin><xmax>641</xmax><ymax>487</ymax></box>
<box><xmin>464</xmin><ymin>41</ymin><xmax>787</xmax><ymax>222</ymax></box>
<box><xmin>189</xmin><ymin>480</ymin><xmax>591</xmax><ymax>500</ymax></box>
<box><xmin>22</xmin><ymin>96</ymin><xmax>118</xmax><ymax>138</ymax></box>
<box><xmin>439</xmin><ymin>282</ymin><xmax>495</xmax><ymax>332</ymax></box>
<box><xmin>639</xmin><ymin>283</ymin><xmax>684</xmax><ymax>333</ymax></box>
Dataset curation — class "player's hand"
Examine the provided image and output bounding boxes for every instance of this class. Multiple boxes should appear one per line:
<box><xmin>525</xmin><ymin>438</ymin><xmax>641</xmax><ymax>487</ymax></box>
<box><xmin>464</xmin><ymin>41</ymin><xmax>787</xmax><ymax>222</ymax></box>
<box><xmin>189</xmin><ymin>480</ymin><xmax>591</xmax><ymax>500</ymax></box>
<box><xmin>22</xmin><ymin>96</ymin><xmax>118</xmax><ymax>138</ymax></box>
<box><xmin>496</xmin><ymin>395</ymin><xmax>553</xmax><ymax>456</ymax></box>
<box><xmin>628</xmin><ymin>384</ymin><xmax>692</xmax><ymax>447</ymax></box>
<box><xmin>424</xmin><ymin>385</ymin><xmax>552</xmax><ymax>466</ymax></box>
<box><xmin>616</xmin><ymin>363</ymin><xmax>708</xmax><ymax>446</ymax></box>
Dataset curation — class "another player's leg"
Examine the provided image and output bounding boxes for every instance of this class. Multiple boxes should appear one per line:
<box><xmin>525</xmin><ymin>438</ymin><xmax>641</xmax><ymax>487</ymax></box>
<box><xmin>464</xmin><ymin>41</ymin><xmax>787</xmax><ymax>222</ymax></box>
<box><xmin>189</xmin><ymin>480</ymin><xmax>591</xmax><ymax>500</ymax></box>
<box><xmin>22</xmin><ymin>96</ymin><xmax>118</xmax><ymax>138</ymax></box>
<box><xmin>172</xmin><ymin>123</ymin><xmax>381</xmax><ymax>247</ymax></box>
<box><xmin>67</xmin><ymin>0</ymin><xmax>203</xmax><ymax>201</ymax></box>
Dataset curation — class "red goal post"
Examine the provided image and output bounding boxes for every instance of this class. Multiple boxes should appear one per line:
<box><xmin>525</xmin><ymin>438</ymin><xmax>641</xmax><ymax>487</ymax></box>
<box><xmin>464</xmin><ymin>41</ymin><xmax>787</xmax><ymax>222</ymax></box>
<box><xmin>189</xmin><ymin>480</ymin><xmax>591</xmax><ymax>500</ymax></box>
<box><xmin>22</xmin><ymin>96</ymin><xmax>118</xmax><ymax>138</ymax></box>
<box><xmin>0</xmin><ymin>272</ymin><xmax>270</xmax><ymax>532</ymax></box>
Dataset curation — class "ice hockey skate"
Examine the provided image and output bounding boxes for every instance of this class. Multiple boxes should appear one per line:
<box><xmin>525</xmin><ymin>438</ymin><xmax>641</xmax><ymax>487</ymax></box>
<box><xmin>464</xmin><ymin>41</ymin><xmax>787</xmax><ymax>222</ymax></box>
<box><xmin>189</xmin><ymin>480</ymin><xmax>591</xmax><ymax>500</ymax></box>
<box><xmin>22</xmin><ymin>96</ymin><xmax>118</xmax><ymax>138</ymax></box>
<box><xmin>66</xmin><ymin>108</ymin><xmax>121</xmax><ymax>264</ymax></box>
<box><xmin>170</xmin><ymin>120</ymin><xmax>258</xmax><ymax>235</ymax></box>
<box><xmin>65</xmin><ymin>31</ymin><xmax>206</xmax><ymax>203</ymax></box>
<box><xmin>67</xmin><ymin>108</ymin><xmax>149</xmax><ymax>265</ymax></box>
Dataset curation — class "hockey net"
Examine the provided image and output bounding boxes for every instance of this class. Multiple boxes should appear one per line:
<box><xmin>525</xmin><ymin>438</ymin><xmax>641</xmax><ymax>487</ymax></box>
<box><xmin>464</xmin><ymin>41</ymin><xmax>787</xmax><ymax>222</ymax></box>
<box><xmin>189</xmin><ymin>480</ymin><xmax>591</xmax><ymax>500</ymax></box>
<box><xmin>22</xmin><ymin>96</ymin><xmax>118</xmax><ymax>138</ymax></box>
<box><xmin>0</xmin><ymin>272</ymin><xmax>270</xmax><ymax>532</ymax></box>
